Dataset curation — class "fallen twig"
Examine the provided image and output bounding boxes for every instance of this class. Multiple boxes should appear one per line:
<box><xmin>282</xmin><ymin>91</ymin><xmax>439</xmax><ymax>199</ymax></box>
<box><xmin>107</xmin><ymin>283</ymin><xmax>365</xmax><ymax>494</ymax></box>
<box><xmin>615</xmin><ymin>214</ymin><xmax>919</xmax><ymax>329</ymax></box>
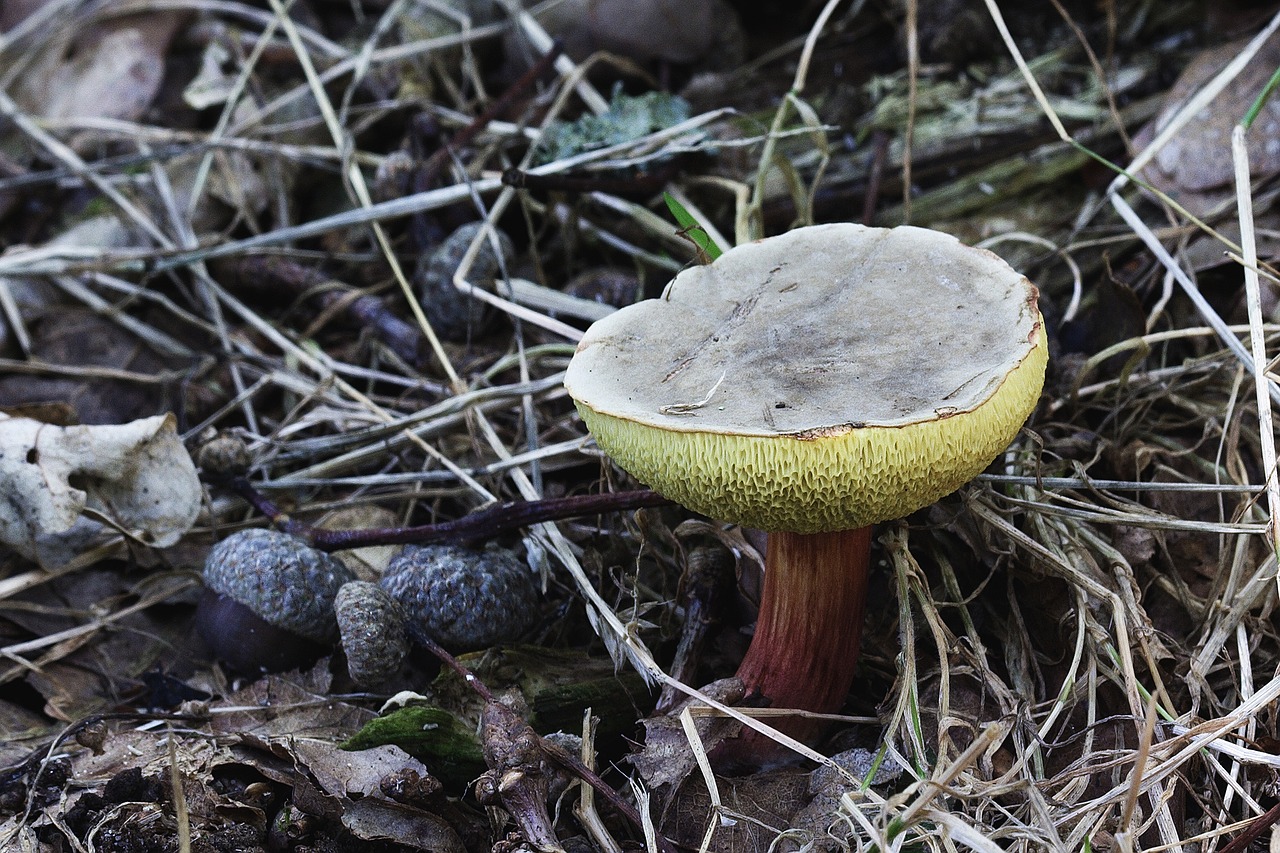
<box><xmin>213</xmin><ymin>474</ymin><xmax>672</xmax><ymax>551</ymax></box>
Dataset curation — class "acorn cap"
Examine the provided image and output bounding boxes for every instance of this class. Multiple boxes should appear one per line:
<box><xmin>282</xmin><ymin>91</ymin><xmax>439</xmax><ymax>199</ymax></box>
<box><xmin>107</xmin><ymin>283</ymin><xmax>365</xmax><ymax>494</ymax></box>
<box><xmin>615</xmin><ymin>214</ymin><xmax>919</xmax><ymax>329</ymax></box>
<box><xmin>202</xmin><ymin>529</ymin><xmax>354</xmax><ymax>644</ymax></box>
<box><xmin>335</xmin><ymin>581</ymin><xmax>409</xmax><ymax>687</ymax></box>
<box><xmin>564</xmin><ymin>223</ymin><xmax>1048</xmax><ymax>533</ymax></box>
<box><xmin>380</xmin><ymin>543</ymin><xmax>537</xmax><ymax>650</ymax></box>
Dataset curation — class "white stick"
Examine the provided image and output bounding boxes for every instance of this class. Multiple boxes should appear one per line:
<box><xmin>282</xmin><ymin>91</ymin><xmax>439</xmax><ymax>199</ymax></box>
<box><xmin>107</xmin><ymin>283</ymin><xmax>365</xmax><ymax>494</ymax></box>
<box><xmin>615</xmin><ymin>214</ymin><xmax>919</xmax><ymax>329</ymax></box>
<box><xmin>1232</xmin><ymin>123</ymin><xmax>1280</xmax><ymax>563</ymax></box>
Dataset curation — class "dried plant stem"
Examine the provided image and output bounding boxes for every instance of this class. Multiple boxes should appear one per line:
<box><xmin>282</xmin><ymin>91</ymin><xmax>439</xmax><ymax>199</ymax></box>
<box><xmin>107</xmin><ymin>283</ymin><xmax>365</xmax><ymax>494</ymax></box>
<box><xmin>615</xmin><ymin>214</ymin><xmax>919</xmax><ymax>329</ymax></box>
<box><xmin>268</xmin><ymin>0</ymin><xmax>464</xmax><ymax>388</ymax></box>
<box><xmin>985</xmin><ymin>0</ymin><xmax>1280</xmax><ymax>404</ymax></box>
<box><xmin>902</xmin><ymin>0</ymin><xmax>917</xmax><ymax>222</ymax></box>
<box><xmin>747</xmin><ymin>0</ymin><xmax>847</xmax><ymax>234</ymax></box>
<box><xmin>214</xmin><ymin>256</ymin><xmax>425</xmax><ymax>366</ymax></box>
<box><xmin>1232</xmin><ymin>124</ymin><xmax>1280</xmax><ymax>560</ymax></box>
<box><xmin>980</xmin><ymin>0</ymin><xmax>1070</xmax><ymax>141</ymax></box>
<box><xmin>418</xmin><ymin>40</ymin><xmax>564</xmax><ymax>188</ymax></box>
<box><xmin>1218</xmin><ymin>799</ymin><xmax>1280</xmax><ymax>853</ymax></box>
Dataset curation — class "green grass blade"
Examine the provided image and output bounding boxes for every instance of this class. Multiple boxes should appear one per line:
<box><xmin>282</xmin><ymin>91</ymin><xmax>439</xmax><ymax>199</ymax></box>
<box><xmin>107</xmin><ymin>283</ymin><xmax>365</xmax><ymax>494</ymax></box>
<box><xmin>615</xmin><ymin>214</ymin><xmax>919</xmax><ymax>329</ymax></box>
<box><xmin>663</xmin><ymin>192</ymin><xmax>723</xmax><ymax>261</ymax></box>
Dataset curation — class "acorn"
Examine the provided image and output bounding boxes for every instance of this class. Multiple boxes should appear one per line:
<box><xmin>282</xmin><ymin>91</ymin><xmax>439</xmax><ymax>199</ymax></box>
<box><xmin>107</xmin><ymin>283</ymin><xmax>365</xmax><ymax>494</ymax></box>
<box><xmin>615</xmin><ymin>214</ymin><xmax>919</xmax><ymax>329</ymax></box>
<box><xmin>380</xmin><ymin>543</ymin><xmax>538</xmax><ymax>650</ymax></box>
<box><xmin>413</xmin><ymin>222</ymin><xmax>515</xmax><ymax>340</ymax></box>
<box><xmin>198</xmin><ymin>529</ymin><xmax>354</xmax><ymax>673</ymax></box>
<box><xmin>194</xmin><ymin>429</ymin><xmax>251</xmax><ymax>480</ymax></box>
<box><xmin>335</xmin><ymin>581</ymin><xmax>409</xmax><ymax>687</ymax></box>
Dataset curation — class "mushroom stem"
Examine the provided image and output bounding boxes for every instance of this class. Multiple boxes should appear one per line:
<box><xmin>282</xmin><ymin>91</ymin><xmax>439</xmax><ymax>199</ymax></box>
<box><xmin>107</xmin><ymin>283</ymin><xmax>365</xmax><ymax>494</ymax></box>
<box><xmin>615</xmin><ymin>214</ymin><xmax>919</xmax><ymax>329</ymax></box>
<box><xmin>735</xmin><ymin>526</ymin><xmax>872</xmax><ymax>735</ymax></box>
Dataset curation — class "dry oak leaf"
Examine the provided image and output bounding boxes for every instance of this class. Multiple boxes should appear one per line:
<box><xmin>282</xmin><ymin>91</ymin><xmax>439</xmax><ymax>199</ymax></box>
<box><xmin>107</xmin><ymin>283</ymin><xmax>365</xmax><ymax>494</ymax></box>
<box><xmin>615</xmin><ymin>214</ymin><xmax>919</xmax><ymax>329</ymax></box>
<box><xmin>0</xmin><ymin>412</ymin><xmax>201</xmax><ymax>565</ymax></box>
<box><xmin>1135</xmin><ymin>30</ymin><xmax>1280</xmax><ymax>216</ymax></box>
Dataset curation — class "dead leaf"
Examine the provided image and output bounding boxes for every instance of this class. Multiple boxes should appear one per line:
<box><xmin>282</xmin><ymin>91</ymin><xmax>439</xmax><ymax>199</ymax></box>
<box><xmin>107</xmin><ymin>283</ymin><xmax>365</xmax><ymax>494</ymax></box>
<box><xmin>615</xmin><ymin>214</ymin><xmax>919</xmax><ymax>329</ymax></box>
<box><xmin>786</xmin><ymin>748</ymin><xmax>903</xmax><ymax>852</ymax></box>
<box><xmin>666</xmin><ymin>766</ymin><xmax>811</xmax><ymax>853</ymax></box>
<box><xmin>211</xmin><ymin>666</ymin><xmax>374</xmax><ymax>744</ymax></box>
<box><xmin>0</xmin><ymin>412</ymin><xmax>202</xmax><ymax>565</ymax></box>
<box><xmin>11</xmin><ymin>6</ymin><xmax>187</xmax><ymax>140</ymax></box>
<box><xmin>0</xmin><ymin>308</ymin><xmax>192</xmax><ymax>425</ymax></box>
<box><xmin>0</xmin><ymin>699</ymin><xmax>55</xmax><ymax>766</ymax></box>
<box><xmin>628</xmin><ymin>678</ymin><xmax>744</xmax><ymax>796</ymax></box>
<box><xmin>342</xmin><ymin>797</ymin><xmax>467</xmax><ymax>851</ymax></box>
<box><xmin>295</xmin><ymin>741</ymin><xmax>428</xmax><ymax>801</ymax></box>
<box><xmin>2</xmin><ymin>567</ymin><xmax>200</xmax><ymax>718</ymax></box>
<box><xmin>1135</xmin><ymin>31</ymin><xmax>1280</xmax><ymax>216</ymax></box>
<box><xmin>319</xmin><ymin>505</ymin><xmax>401</xmax><ymax>580</ymax></box>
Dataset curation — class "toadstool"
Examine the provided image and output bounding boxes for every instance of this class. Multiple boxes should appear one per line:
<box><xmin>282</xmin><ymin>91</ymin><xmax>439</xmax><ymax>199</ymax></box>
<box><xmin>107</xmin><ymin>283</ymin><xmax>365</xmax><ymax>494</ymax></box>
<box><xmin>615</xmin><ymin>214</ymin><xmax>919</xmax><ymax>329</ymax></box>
<box><xmin>564</xmin><ymin>223</ymin><xmax>1047</xmax><ymax>749</ymax></box>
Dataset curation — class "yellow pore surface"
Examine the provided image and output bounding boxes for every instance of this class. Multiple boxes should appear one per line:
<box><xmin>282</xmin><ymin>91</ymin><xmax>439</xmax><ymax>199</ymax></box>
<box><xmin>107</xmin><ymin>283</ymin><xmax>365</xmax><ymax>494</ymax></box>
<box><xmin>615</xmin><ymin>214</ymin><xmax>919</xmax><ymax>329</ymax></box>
<box><xmin>575</xmin><ymin>329</ymin><xmax>1045</xmax><ymax>532</ymax></box>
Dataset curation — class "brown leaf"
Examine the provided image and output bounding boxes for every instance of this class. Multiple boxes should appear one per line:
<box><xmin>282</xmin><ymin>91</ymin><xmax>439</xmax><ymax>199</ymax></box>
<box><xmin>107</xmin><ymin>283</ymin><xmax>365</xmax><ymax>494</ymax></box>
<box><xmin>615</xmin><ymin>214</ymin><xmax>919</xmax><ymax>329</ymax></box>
<box><xmin>294</xmin><ymin>741</ymin><xmax>428</xmax><ymax>802</ymax></box>
<box><xmin>666</xmin><ymin>767</ymin><xmax>811</xmax><ymax>853</ymax></box>
<box><xmin>0</xmin><ymin>308</ymin><xmax>191</xmax><ymax>425</ymax></box>
<box><xmin>342</xmin><ymin>797</ymin><xmax>467</xmax><ymax>852</ymax></box>
<box><xmin>628</xmin><ymin>678</ymin><xmax>744</xmax><ymax>796</ymax></box>
<box><xmin>211</xmin><ymin>667</ymin><xmax>374</xmax><ymax>744</ymax></box>
<box><xmin>1135</xmin><ymin>30</ymin><xmax>1280</xmax><ymax>216</ymax></box>
<box><xmin>11</xmin><ymin>5</ymin><xmax>188</xmax><ymax>139</ymax></box>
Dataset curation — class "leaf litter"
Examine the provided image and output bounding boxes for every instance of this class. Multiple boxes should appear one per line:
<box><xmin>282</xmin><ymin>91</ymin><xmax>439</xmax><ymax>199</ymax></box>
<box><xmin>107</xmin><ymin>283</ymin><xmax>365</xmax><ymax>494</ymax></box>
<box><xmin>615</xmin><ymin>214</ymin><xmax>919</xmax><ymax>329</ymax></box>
<box><xmin>2</xmin><ymin>0</ymin><xmax>1280</xmax><ymax>851</ymax></box>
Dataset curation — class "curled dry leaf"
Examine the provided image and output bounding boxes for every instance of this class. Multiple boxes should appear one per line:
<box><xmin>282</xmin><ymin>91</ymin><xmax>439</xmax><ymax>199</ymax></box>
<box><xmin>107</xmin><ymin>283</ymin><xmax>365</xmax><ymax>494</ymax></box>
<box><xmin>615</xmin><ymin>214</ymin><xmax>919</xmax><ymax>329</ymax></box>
<box><xmin>0</xmin><ymin>412</ymin><xmax>201</xmax><ymax>564</ymax></box>
<box><xmin>342</xmin><ymin>798</ymin><xmax>467</xmax><ymax>852</ymax></box>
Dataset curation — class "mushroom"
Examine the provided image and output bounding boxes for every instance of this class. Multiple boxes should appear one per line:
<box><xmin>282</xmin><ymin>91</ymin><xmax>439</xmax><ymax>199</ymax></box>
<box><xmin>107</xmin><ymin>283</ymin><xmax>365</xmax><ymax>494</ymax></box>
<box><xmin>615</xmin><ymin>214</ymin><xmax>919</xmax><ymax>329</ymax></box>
<box><xmin>564</xmin><ymin>223</ymin><xmax>1047</xmax><ymax>750</ymax></box>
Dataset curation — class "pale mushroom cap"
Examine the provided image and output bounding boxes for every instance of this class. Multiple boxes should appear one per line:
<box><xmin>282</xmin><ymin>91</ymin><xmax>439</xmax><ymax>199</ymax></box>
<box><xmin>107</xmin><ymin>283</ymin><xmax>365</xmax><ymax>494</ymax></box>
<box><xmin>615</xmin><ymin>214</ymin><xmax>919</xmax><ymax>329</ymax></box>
<box><xmin>565</xmin><ymin>223</ymin><xmax>1048</xmax><ymax>533</ymax></box>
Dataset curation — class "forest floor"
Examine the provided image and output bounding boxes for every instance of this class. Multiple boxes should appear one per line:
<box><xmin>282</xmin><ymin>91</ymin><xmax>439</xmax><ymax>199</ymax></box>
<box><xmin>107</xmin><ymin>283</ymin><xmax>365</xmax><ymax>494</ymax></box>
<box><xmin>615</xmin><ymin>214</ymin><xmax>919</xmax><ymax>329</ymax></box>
<box><xmin>4</xmin><ymin>0</ymin><xmax>1280</xmax><ymax>851</ymax></box>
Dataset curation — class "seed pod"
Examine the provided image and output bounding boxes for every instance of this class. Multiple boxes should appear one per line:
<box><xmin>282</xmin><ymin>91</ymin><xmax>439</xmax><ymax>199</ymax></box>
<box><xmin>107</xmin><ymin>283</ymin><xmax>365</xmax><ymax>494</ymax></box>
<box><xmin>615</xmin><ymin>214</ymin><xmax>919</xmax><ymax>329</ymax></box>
<box><xmin>380</xmin><ymin>543</ymin><xmax>537</xmax><ymax>650</ymax></box>
<box><xmin>198</xmin><ymin>529</ymin><xmax>354</xmax><ymax>673</ymax></box>
<box><xmin>335</xmin><ymin>581</ymin><xmax>409</xmax><ymax>687</ymax></box>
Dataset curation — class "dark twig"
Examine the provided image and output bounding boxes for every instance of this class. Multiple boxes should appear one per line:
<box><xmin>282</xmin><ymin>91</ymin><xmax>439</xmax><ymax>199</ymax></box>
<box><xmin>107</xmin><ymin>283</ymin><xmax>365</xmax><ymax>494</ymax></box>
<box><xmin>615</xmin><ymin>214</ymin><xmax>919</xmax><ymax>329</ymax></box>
<box><xmin>416</xmin><ymin>41</ymin><xmax>565</xmax><ymax>188</ymax></box>
<box><xmin>1218</xmin><ymin>799</ymin><xmax>1280</xmax><ymax>853</ymax></box>
<box><xmin>417</xmin><ymin>633</ymin><xmax>679</xmax><ymax>853</ymax></box>
<box><xmin>655</xmin><ymin>545</ymin><xmax>733</xmax><ymax>715</ymax></box>
<box><xmin>216</xmin><ymin>475</ymin><xmax>672</xmax><ymax>551</ymax></box>
<box><xmin>861</xmin><ymin>130</ymin><xmax>891</xmax><ymax>225</ymax></box>
<box><xmin>502</xmin><ymin>163</ymin><xmax>679</xmax><ymax>196</ymax></box>
<box><xmin>212</xmin><ymin>255</ymin><xmax>426</xmax><ymax>366</ymax></box>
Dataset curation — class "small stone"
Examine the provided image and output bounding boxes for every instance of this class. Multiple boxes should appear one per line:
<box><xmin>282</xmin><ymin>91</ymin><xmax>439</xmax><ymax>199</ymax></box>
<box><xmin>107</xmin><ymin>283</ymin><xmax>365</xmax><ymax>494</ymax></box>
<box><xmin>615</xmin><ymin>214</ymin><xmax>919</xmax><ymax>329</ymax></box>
<box><xmin>336</xmin><ymin>581</ymin><xmax>409</xmax><ymax>687</ymax></box>
<box><xmin>202</xmin><ymin>529</ymin><xmax>354</xmax><ymax>644</ymax></box>
<box><xmin>562</xmin><ymin>267</ymin><xmax>639</xmax><ymax>310</ymax></box>
<box><xmin>380</xmin><ymin>543</ymin><xmax>538</xmax><ymax>650</ymax></box>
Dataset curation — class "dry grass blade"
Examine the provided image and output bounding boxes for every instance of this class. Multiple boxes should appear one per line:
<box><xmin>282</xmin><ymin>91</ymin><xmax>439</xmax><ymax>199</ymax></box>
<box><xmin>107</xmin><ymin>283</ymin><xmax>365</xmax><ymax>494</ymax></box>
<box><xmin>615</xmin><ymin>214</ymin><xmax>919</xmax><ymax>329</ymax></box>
<box><xmin>1231</xmin><ymin>124</ymin><xmax>1280</xmax><ymax>558</ymax></box>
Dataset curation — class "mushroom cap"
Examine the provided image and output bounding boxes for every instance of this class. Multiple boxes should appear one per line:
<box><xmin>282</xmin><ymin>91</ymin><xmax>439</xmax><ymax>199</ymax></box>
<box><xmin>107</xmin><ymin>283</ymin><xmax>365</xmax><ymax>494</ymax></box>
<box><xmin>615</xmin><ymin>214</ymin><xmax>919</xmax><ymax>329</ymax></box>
<box><xmin>564</xmin><ymin>223</ymin><xmax>1048</xmax><ymax>533</ymax></box>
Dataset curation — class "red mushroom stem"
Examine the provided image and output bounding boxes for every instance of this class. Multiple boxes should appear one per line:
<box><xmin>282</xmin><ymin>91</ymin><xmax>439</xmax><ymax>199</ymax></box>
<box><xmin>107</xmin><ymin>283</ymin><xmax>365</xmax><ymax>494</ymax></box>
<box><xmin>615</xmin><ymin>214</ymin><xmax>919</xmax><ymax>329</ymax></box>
<box><xmin>735</xmin><ymin>526</ymin><xmax>873</xmax><ymax>741</ymax></box>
